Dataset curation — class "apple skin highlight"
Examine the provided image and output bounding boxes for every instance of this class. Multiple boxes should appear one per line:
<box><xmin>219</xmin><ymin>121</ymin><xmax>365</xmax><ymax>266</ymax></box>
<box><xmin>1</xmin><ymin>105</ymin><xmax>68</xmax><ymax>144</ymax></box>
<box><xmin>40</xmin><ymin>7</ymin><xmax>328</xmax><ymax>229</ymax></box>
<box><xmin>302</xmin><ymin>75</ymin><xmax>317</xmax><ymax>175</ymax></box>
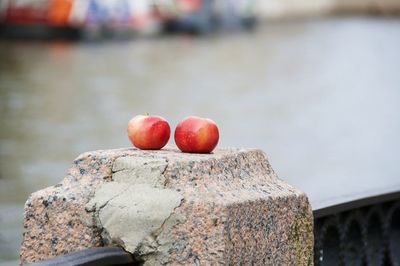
<box><xmin>174</xmin><ymin>116</ymin><xmax>219</xmax><ymax>153</ymax></box>
<box><xmin>127</xmin><ymin>115</ymin><xmax>170</xmax><ymax>150</ymax></box>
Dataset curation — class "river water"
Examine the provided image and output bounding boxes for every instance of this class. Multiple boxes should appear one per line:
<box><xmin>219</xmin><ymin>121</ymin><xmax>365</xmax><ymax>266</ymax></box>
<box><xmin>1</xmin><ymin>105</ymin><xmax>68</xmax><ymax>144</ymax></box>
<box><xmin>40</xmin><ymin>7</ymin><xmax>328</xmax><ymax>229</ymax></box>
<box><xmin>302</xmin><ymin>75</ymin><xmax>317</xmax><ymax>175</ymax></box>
<box><xmin>1</xmin><ymin>17</ymin><xmax>400</xmax><ymax>264</ymax></box>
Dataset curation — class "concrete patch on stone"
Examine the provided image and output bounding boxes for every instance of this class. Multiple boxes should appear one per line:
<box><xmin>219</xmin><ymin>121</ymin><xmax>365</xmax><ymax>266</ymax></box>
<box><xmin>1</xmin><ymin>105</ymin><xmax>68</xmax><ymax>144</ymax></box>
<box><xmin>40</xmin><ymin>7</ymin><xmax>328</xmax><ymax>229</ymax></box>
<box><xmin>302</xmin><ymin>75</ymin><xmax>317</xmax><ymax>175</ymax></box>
<box><xmin>112</xmin><ymin>156</ymin><xmax>168</xmax><ymax>188</ymax></box>
<box><xmin>86</xmin><ymin>156</ymin><xmax>184</xmax><ymax>264</ymax></box>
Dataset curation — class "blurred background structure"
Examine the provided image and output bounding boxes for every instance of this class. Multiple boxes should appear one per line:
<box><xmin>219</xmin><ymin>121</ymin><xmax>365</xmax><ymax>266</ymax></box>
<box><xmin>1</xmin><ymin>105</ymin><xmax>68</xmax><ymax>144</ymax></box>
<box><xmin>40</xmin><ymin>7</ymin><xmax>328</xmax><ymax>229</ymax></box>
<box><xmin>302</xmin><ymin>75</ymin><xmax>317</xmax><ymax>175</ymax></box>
<box><xmin>0</xmin><ymin>0</ymin><xmax>257</xmax><ymax>38</ymax></box>
<box><xmin>1</xmin><ymin>0</ymin><xmax>400</xmax><ymax>265</ymax></box>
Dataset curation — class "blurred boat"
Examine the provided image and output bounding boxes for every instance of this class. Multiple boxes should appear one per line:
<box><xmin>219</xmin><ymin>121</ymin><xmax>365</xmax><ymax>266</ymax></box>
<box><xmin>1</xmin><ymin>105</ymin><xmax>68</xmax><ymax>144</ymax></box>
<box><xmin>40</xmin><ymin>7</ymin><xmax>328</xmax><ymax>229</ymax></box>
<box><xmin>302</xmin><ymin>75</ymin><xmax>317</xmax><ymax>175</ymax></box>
<box><xmin>0</xmin><ymin>0</ymin><xmax>161</xmax><ymax>39</ymax></box>
<box><xmin>0</xmin><ymin>0</ymin><xmax>257</xmax><ymax>39</ymax></box>
<box><xmin>164</xmin><ymin>0</ymin><xmax>257</xmax><ymax>33</ymax></box>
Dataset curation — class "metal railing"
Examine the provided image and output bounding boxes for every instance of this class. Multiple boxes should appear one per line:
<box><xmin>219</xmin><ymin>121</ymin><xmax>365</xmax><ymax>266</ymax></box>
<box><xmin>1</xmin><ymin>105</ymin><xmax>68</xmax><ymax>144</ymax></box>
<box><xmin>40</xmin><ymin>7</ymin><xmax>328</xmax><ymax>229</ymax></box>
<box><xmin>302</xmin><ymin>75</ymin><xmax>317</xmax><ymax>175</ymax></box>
<box><xmin>314</xmin><ymin>197</ymin><xmax>400</xmax><ymax>266</ymax></box>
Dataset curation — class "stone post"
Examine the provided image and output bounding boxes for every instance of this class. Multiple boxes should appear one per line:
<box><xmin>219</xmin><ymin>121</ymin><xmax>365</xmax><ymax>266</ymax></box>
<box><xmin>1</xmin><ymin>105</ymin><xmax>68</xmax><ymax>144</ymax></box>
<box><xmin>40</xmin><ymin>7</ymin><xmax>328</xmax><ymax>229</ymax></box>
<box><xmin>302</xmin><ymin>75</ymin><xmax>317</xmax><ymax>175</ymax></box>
<box><xmin>21</xmin><ymin>147</ymin><xmax>313</xmax><ymax>265</ymax></box>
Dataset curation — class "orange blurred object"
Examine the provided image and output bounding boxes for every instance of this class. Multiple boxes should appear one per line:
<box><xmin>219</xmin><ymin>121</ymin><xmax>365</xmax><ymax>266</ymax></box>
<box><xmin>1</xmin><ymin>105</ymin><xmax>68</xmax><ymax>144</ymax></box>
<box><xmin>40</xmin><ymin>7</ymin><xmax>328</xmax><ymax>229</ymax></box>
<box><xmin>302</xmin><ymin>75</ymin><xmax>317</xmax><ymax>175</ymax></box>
<box><xmin>47</xmin><ymin>0</ymin><xmax>72</xmax><ymax>26</ymax></box>
<box><xmin>177</xmin><ymin>0</ymin><xmax>201</xmax><ymax>12</ymax></box>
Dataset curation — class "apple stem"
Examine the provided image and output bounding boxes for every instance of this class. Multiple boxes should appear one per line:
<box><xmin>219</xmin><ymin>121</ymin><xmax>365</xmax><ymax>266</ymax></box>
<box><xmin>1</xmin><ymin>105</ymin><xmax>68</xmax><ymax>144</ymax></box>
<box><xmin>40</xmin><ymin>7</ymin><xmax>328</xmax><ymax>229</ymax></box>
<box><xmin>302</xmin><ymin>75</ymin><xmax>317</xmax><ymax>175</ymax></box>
<box><xmin>144</xmin><ymin>112</ymin><xmax>149</xmax><ymax>116</ymax></box>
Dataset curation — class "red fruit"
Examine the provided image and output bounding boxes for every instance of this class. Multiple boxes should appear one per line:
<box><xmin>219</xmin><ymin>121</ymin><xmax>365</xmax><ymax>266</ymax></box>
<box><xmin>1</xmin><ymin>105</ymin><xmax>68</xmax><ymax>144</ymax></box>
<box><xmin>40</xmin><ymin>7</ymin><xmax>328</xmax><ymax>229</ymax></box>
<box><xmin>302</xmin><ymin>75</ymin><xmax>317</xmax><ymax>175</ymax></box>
<box><xmin>127</xmin><ymin>114</ymin><xmax>170</xmax><ymax>150</ymax></box>
<box><xmin>174</xmin><ymin>116</ymin><xmax>219</xmax><ymax>153</ymax></box>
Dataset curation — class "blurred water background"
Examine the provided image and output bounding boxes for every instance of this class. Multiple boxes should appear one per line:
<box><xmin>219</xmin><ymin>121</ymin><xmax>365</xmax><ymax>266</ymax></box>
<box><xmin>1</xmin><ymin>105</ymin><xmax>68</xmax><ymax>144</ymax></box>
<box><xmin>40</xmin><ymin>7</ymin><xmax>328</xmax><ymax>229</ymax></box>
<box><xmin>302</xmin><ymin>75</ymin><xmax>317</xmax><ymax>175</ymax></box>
<box><xmin>1</xmin><ymin>16</ymin><xmax>400</xmax><ymax>264</ymax></box>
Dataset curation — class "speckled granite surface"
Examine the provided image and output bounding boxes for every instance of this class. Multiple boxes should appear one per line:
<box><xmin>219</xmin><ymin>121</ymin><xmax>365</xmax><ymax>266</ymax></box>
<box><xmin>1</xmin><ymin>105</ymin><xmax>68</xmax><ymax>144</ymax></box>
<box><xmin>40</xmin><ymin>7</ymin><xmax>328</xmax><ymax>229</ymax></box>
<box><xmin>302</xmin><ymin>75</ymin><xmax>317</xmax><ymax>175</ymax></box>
<box><xmin>20</xmin><ymin>147</ymin><xmax>313</xmax><ymax>265</ymax></box>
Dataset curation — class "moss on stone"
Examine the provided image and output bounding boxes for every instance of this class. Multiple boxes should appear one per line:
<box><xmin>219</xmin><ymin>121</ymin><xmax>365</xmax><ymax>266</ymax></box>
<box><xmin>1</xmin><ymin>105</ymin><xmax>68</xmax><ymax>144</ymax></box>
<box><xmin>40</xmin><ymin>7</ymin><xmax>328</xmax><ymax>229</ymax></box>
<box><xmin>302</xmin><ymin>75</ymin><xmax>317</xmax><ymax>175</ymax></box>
<box><xmin>289</xmin><ymin>200</ymin><xmax>314</xmax><ymax>266</ymax></box>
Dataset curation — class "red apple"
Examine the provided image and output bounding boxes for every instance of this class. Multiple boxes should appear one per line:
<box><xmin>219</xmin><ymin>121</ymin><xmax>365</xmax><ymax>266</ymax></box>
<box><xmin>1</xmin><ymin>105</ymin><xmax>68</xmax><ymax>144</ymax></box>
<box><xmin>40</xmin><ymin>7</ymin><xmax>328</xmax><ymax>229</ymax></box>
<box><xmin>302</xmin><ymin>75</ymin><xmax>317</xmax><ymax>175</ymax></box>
<box><xmin>127</xmin><ymin>114</ymin><xmax>170</xmax><ymax>150</ymax></box>
<box><xmin>174</xmin><ymin>116</ymin><xmax>219</xmax><ymax>153</ymax></box>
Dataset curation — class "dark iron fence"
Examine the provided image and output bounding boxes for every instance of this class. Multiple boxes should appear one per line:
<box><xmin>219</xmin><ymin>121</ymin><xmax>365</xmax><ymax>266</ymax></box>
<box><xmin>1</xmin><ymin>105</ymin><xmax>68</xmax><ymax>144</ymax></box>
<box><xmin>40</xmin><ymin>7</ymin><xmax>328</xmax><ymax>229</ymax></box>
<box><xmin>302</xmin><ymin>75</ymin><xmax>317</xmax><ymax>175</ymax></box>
<box><xmin>314</xmin><ymin>198</ymin><xmax>400</xmax><ymax>266</ymax></box>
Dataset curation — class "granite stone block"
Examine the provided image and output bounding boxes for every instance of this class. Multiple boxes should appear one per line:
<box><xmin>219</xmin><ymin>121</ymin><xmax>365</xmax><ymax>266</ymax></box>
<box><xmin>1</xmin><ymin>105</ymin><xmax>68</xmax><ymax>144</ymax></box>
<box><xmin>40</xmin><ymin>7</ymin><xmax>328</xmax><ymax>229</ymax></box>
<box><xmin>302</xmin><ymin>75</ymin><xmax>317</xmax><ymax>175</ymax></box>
<box><xmin>20</xmin><ymin>147</ymin><xmax>313</xmax><ymax>265</ymax></box>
